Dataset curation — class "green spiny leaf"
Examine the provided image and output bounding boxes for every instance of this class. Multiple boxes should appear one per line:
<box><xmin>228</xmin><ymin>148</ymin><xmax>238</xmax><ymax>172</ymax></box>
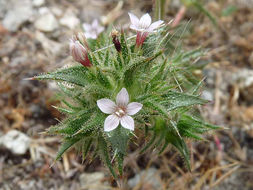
<box><xmin>143</xmin><ymin>100</ymin><xmax>169</xmax><ymax>118</ymax></box>
<box><xmin>35</xmin><ymin>66</ymin><xmax>88</xmax><ymax>87</ymax></box>
<box><xmin>52</xmin><ymin>106</ymin><xmax>74</xmax><ymax>114</ymax></box>
<box><xmin>158</xmin><ymin>140</ymin><xmax>169</xmax><ymax>154</ymax></box>
<box><xmin>91</xmin><ymin>54</ymin><xmax>100</xmax><ymax>66</ymax></box>
<box><xmin>123</xmin><ymin>50</ymin><xmax>163</xmax><ymax>87</ymax></box>
<box><xmin>73</xmin><ymin>113</ymin><xmax>104</xmax><ymax>136</ymax></box>
<box><xmin>82</xmin><ymin>138</ymin><xmax>93</xmax><ymax>160</ymax></box>
<box><xmin>104</xmin><ymin>50</ymin><xmax>110</xmax><ymax>66</ymax></box>
<box><xmin>96</xmin><ymin>67</ymin><xmax>111</xmax><ymax>88</ymax></box>
<box><xmin>98</xmin><ymin>135</ymin><xmax>117</xmax><ymax>179</ymax></box>
<box><xmin>120</xmin><ymin>30</ymin><xmax>129</xmax><ymax>64</ymax></box>
<box><xmin>56</xmin><ymin>137</ymin><xmax>81</xmax><ymax>160</ymax></box>
<box><xmin>162</xmin><ymin>91</ymin><xmax>208</xmax><ymax>111</ymax></box>
<box><xmin>140</xmin><ymin>131</ymin><xmax>157</xmax><ymax>153</ymax></box>
<box><xmin>107</xmin><ymin>127</ymin><xmax>130</xmax><ymax>155</ymax></box>
<box><xmin>116</xmin><ymin>152</ymin><xmax>124</xmax><ymax>176</ymax></box>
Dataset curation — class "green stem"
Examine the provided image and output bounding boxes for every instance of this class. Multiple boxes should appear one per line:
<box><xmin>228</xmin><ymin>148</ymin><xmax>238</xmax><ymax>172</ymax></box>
<box><xmin>134</xmin><ymin>44</ymin><xmax>141</xmax><ymax>54</ymax></box>
<box><xmin>154</xmin><ymin>0</ymin><xmax>166</xmax><ymax>20</ymax></box>
<box><xmin>119</xmin><ymin>52</ymin><xmax>124</xmax><ymax>66</ymax></box>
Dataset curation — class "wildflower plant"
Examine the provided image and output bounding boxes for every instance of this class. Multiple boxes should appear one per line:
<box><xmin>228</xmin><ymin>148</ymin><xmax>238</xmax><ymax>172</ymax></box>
<box><xmin>34</xmin><ymin>12</ymin><xmax>219</xmax><ymax>179</ymax></box>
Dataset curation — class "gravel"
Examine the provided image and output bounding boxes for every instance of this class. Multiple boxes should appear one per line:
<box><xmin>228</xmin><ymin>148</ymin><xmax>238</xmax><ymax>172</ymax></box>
<box><xmin>0</xmin><ymin>130</ymin><xmax>31</xmax><ymax>155</ymax></box>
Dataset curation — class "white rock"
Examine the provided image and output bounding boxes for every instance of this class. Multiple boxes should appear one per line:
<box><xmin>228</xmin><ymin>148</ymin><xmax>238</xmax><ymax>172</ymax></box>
<box><xmin>237</xmin><ymin>0</ymin><xmax>253</xmax><ymax>8</ymax></box>
<box><xmin>38</xmin><ymin>7</ymin><xmax>50</xmax><ymax>15</ymax></box>
<box><xmin>32</xmin><ymin>0</ymin><xmax>45</xmax><ymax>7</ymax></box>
<box><xmin>0</xmin><ymin>0</ymin><xmax>8</xmax><ymax>18</ymax></box>
<box><xmin>231</xmin><ymin>69</ymin><xmax>253</xmax><ymax>88</ymax></box>
<box><xmin>48</xmin><ymin>81</ymin><xmax>58</xmax><ymax>91</ymax></box>
<box><xmin>51</xmin><ymin>7</ymin><xmax>63</xmax><ymax>17</ymax></box>
<box><xmin>35</xmin><ymin>13</ymin><xmax>58</xmax><ymax>32</ymax></box>
<box><xmin>2</xmin><ymin>0</ymin><xmax>34</xmax><ymax>32</ymax></box>
<box><xmin>128</xmin><ymin>168</ymin><xmax>162</xmax><ymax>189</ymax></box>
<box><xmin>0</xmin><ymin>130</ymin><xmax>31</xmax><ymax>155</ymax></box>
<box><xmin>35</xmin><ymin>31</ymin><xmax>62</xmax><ymax>55</ymax></box>
<box><xmin>59</xmin><ymin>10</ymin><xmax>80</xmax><ymax>29</ymax></box>
<box><xmin>79</xmin><ymin>172</ymin><xmax>109</xmax><ymax>190</ymax></box>
<box><xmin>201</xmin><ymin>90</ymin><xmax>213</xmax><ymax>101</ymax></box>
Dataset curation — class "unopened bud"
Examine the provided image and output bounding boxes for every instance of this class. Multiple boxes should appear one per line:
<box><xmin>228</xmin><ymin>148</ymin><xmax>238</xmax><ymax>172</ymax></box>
<box><xmin>76</xmin><ymin>32</ymin><xmax>90</xmax><ymax>51</ymax></box>
<box><xmin>111</xmin><ymin>29</ymin><xmax>121</xmax><ymax>52</ymax></box>
<box><xmin>69</xmin><ymin>37</ymin><xmax>92</xmax><ymax>67</ymax></box>
<box><xmin>136</xmin><ymin>31</ymin><xmax>148</xmax><ymax>48</ymax></box>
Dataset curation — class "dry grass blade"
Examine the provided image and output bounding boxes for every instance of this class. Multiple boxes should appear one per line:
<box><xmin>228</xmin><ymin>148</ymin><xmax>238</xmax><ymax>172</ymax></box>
<box><xmin>210</xmin><ymin>165</ymin><xmax>240</xmax><ymax>188</ymax></box>
<box><xmin>193</xmin><ymin>162</ymin><xmax>240</xmax><ymax>190</ymax></box>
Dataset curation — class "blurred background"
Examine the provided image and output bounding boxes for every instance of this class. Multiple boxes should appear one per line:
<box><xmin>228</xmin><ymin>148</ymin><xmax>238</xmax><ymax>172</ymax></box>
<box><xmin>0</xmin><ymin>0</ymin><xmax>253</xmax><ymax>189</ymax></box>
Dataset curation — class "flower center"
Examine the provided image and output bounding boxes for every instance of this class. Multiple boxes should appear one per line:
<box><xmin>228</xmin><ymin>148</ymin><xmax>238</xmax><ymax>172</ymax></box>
<box><xmin>115</xmin><ymin>107</ymin><xmax>126</xmax><ymax>118</ymax></box>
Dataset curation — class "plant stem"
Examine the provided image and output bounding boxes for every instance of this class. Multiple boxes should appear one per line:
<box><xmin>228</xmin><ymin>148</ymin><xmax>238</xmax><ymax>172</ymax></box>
<box><xmin>116</xmin><ymin>176</ymin><xmax>127</xmax><ymax>190</ymax></box>
<box><xmin>172</xmin><ymin>6</ymin><xmax>187</xmax><ymax>27</ymax></box>
<box><xmin>154</xmin><ymin>0</ymin><xmax>167</xmax><ymax>20</ymax></box>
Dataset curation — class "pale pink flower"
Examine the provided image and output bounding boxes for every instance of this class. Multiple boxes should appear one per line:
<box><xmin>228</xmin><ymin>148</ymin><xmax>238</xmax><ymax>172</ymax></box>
<box><xmin>128</xmin><ymin>13</ymin><xmax>164</xmax><ymax>33</ymax></box>
<box><xmin>97</xmin><ymin>88</ymin><xmax>143</xmax><ymax>132</ymax></box>
<box><xmin>69</xmin><ymin>37</ymin><xmax>92</xmax><ymax>67</ymax></box>
<box><xmin>128</xmin><ymin>12</ymin><xmax>164</xmax><ymax>47</ymax></box>
<box><xmin>82</xmin><ymin>19</ymin><xmax>105</xmax><ymax>39</ymax></box>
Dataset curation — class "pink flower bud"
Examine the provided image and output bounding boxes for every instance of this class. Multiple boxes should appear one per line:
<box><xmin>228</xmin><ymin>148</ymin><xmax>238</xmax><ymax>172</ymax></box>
<box><xmin>111</xmin><ymin>29</ymin><xmax>121</xmax><ymax>52</ymax></box>
<box><xmin>69</xmin><ymin>37</ymin><xmax>92</xmax><ymax>67</ymax></box>
<box><xmin>136</xmin><ymin>31</ymin><xmax>148</xmax><ymax>48</ymax></box>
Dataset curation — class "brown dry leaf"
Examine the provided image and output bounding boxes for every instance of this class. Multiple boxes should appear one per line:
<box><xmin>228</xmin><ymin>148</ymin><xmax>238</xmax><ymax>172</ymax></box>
<box><xmin>63</xmin><ymin>153</ymin><xmax>70</xmax><ymax>172</ymax></box>
<box><xmin>234</xmin><ymin>147</ymin><xmax>247</xmax><ymax>162</ymax></box>
<box><xmin>248</xmin><ymin>31</ymin><xmax>253</xmax><ymax>43</ymax></box>
<box><xmin>5</xmin><ymin>108</ymin><xmax>27</xmax><ymax>129</ymax></box>
<box><xmin>243</xmin><ymin>106</ymin><xmax>253</xmax><ymax>121</ymax></box>
<box><xmin>193</xmin><ymin>162</ymin><xmax>240</xmax><ymax>190</ymax></box>
<box><xmin>101</xmin><ymin>1</ymin><xmax>123</xmax><ymax>25</ymax></box>
<box><xmin>232</xmin><ymin>36</ymin><xmax>253</xmax><ymax>51</ymax></box>
<box><xmin>248</xmin><ymin>127</ymin><xmax>253</xmax><ymax>138</ymax></box>
<box><xmin>0</xmin><ymin>23</ymin><xmax>7</xmax><ymax>35</ymax></box>
<box><xmin>210</xmin><ymin>165</ymin><xmax>240</xmax><ymax>188</ymax></box>
<box><xmin>0</xmin><ymin>82</ymin><xmax>11</xmax><ymax>94</ymax></box>
<box><xmin>45</xmin><ymin>97</ymin><xmax>61</xmax><ymax>119</ymax></box>
<box><xmin>231</xmin><ymin>106</ymin><xmax>253</xmax><ymax>124</ymax></box>
<box><xmin>207</xmin><ymin>1</ymin><xmax>221</xmax><ymax>14</ymax></box>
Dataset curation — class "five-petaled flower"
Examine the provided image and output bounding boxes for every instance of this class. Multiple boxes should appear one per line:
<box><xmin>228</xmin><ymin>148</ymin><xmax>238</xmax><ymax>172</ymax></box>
<box><xmin>83</xmin><ymin>19</ymin><xmax>105</xmax><ymax>39</ymax></box>
<box><xmin>128</xmin><ymin>12</ymin><xmax>164</xmax><ymax>47</ymax></box>
<box><xmin>69</xmin><ymin>36</ymin><xmax>92</xmax><ymax>67</ymax></box>
<box><xmin>97</xmin><ymin>88</ymin><xmax>143</xmax><ymax>132</ymax></box>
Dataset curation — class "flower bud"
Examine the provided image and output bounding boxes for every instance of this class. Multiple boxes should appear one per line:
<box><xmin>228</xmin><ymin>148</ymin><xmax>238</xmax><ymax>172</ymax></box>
<box><xmin>111</xmin><ymin>29</ymin><xmax>121</xmax><ymax>52</ymax></box>
<box><xmin>69</xmin><ymin>37</ymin><xmax>92</xmax><ymax>67</ymax></box>
<box><xmin>136</xmin><ymin>31</ymin><xmax>148</xmax><ymax>48</ymax></box>
<box><xmin>76</xmin><ymin>32</ymin><xmax>90</xmax><ymax>51</ymax></box>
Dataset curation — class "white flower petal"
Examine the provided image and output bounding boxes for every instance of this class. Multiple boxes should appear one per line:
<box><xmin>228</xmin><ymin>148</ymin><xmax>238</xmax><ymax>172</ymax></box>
<box><xmin>97</xmin><ymin>98</ymin><xmax>116</xmax><ymax>114</ymax></box>
<box><xmin>127</xmin><ymin>102</ymin><xmax>143</xmax><ymax>115</ymax></box>
<box><xmin>120</xmin><ymin>115</ymin><xmax>134</xmax><ymax>131</ymax></box>
<box><xmin>148</xmin><ymin>20</ymin><xmax>164</xmax><ymax>32</ymax></box>
<box><xmin>130</xmin><ymin>24</ymin><xmax>144</xmax><ymax>32</ymax></box>
<box><xmin>84</xmin><ymin>32</ymin><xmax>97</xmax><ymax>39</ymax></box>
<box><xmin>92</xmin><ymin>19</ymin><xmax>99</xmax><ymax>28</ymax></box>
<box><xmin>104</xmin><ymin>115</ymin><xmax>119</xmax><ymax>132</ymax></box>
<box><xmin>128</xmin><ymin>12</ymin><xmax>139</xmax><ymax>27</ymax></box>
<box><xmin>97</xmin><ymin>25</ymin><xmax>105</xmax><ymax>34</ymax></box>
<box><xmin>82</xmin><ymin>23</ymin><xmax>92</xmax><ymax>32</ymax></box>
<box><xmin>116</xmin><ymin>88</ymin><xmax>129</xmax><ymax>106</ymax></box>
<box><xmin>139</xmin><ymin>13</ymin><xmax>152</xmax><ymax>29</ymax></box>
<box><xmin>82</xmin><ymin>19</ymin><xmax>104</xmax><ymax>39</ymax></box>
